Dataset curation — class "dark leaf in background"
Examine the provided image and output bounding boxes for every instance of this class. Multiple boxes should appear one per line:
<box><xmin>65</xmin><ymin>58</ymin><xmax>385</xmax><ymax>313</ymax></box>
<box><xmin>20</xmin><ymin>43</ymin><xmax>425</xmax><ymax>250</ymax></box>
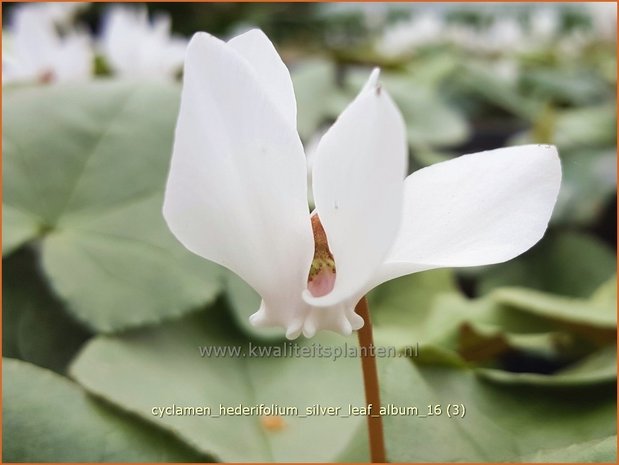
<box><xmin>475</xmin><ymin>231</ymin><xmax>615</xmax><ymax>298</ymax></box>
<box><xmin>3</xmin><ymin>247</ymin><xmax>91</xmax><ymax>374</ymax></box>
<box><xmin>382</xmin><ymin>358</ymin><xmax>616</xmax><ymax>462</ymax></box>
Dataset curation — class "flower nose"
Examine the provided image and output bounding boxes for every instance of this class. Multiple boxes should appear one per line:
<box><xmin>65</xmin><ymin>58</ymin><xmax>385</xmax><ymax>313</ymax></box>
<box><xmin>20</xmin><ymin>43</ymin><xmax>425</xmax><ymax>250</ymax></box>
<box><xmin>307</xmin><ymin>213</ymin><xmax>336</xmax><ymax>297</ymax></box>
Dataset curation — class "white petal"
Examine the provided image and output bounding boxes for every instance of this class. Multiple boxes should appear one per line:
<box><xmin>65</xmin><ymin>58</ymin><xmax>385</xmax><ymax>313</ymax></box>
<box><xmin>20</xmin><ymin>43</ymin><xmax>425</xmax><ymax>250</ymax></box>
<box><xmin>54</xmin><ymin>31</ymin><xmax>93</xmax><ymax>81</ymax></box>
<box><xmin>100</xmin><ymin>7</ymin><xmax>144</xmax><ymax>75</ymax></box>
<box><xmin>2</xmin><ymin>54</ymin><xmax>29</xmax><ymax>84</ymax></box>
<box><xmin>152</xmin><ymin>13</ymin><xmax>172</xmax><ymax>38</ymax></box>
<box><xmin>228</xmin><ymin>29</ymin><xmax>297</xmax><ymax>126</ymax></box>
<box><xmin>163</xmin><ymin>32</ymin><xmax>314</xmax><ymax>334</ymax></box>
<box><xmin>11</xmin><ymin>6</ymin><xmax>60</xmax><ymax>76</ymax></box>
<box><xmin>301</xmin><ymin>296</ymin><xmax>365</xmax><ymax>338</ymax></box>
<box><xmin>304</xmin><ymin>68</ymin><xmax>408</xmax><ymax>308</ymax></box>
<box><xmin>374</xmin><ymin>144</ymin><xmax>561</xmax><ymax>284</ymax></box>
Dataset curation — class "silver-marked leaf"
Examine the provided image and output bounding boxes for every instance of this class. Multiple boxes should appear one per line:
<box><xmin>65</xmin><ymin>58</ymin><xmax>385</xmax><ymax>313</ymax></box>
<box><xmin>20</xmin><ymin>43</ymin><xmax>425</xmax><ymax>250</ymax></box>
<box><xmin>3</xmin><ymin>82</ymin><xmax>223</xmax><ymax>332</ymax></box>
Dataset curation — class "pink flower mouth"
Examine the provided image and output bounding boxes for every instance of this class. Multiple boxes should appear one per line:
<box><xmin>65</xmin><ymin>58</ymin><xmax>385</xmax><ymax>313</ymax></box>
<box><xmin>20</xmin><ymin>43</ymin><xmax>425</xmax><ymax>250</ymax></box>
<box><xmin>307</xmin><ymin>214</ymin><xmax>336</xmax><ymax>298</ymax></box>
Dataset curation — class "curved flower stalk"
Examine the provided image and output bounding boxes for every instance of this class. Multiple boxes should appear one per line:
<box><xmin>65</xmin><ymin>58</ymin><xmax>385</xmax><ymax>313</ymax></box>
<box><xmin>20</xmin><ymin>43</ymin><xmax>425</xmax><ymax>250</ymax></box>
<box><xmin>3</xmin><ymin>4</ymin><xmax>93</xmax><ymax>85</ymax></box>
<box><xmin>100</xmin><ymin>6</ymin><xmax>187</xmax><ymax>79</ymax></box>
<box><xmin>163</xmin><ymin>29</ymin><xmax>561</xmax><ymax>340</ymax></box>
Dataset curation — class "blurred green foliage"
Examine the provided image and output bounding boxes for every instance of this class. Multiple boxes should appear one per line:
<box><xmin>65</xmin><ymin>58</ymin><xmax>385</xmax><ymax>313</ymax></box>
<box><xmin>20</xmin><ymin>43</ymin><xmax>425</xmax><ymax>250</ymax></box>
<box><xmin>3</xmin><ymin>2</ymin><xmax>616</xmax><ymax>463</ymax></box>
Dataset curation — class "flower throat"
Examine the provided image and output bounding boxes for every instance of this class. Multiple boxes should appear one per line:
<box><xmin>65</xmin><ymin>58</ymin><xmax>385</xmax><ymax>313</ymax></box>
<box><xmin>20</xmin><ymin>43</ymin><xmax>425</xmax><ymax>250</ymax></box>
<box><xmin>307</xmin><ymin>214</ymin><xmax>336</xmax><ymax>297</ymax></box>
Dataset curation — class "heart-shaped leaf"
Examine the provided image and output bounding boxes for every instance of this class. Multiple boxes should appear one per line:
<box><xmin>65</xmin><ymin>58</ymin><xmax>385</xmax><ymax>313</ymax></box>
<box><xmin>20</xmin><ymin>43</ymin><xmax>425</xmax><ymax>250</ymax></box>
<box><xmin>3</xmin><ymin>82</ymin><xmax>223</xmax><ymax>332</ymax></box>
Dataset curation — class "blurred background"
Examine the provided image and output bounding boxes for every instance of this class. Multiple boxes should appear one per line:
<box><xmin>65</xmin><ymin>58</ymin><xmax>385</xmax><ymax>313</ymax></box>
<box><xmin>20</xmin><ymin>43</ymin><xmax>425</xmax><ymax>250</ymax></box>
<box><xmin>3</xmin><ymin>2</ymin><xmax>617</xmax><ymax>463</ymax></box>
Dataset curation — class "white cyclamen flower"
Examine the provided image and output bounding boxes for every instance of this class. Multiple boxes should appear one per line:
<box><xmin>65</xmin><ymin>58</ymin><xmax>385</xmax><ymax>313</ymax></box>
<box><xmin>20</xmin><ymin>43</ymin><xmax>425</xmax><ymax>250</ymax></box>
<box><xmin>100</xmin><ymin>6</ymin><xmax>187</xmax><ymax>79</ymax></box>
<box><xmin>163</xmin><ymin>30</ymin><xmax>561</xmax><ymax>339</ymax></box>
<box><xmin>530</xmin><ymin>8</ymin><xmax>560</xmax><ymax>42</ymax></box>
<box><xmin>375</xmin><ymin>14</ymin><xmax>444</xmax><ymax>58</ymax></box>
<box><xmin>481</xmin><ymin>18</ymin><xmax>525</xmax><ymax>54</ymax></box>
<box><xmin>41</xmin><ymin>2</ymin><xmax>90</xmax><ymax>25</ymax></box>
<box><xmin>3</xmin><ymin>5</ymin><xmax>92</xmax><ymax>84</ymax></box>
<box><xmin>587</xmin><ymin>2</ymin><xmax>617</xmax><ymax>41</ymax></box>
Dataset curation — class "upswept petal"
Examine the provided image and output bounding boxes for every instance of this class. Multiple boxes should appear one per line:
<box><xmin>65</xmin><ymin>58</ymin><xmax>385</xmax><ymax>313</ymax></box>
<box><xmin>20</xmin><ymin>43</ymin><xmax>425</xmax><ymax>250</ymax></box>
<box><xmin>373</xmin><ymin>144</ymin><xmax>562</xmax><ymax>285</ymax></box>
<box><xmin>228</xmin><ymin>29</ymin><xmax>297</xmax><ymax>126</ymax></box>
<box><xmin>304</xmin><ymin>69</ymin><xmax>408</xmax><ymax>308</ymax></box>
<box><xmin>163</xmin><ymin>32</ymin><xmax>314</xmax><ymax>334</ymax></box>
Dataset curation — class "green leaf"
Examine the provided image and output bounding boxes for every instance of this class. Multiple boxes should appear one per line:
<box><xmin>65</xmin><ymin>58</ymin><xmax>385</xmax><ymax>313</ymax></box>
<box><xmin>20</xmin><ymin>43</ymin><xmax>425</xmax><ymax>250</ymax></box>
<box><xmin>381</xmin><ymin>358</ymin><xmax>616</xmax><ymax>462</ymax></box>
<box><xmin>406</xmin><ymin>51</ymin><xmax>461</xmax><ymax>88</ymax></box>
<box><xmin>522</xmin><ymin>68</ymin><xmax>611</xmax><ymax>106</ymax></box>
<box><xmin>368</xmin><ymin>270</ymin><xmax>558</xmax><ymax>362</ymax></box>
<box><xmin>522</xmin><ymin>435</ymin><xmax>617</xmax><ymax>462</ymax></box>
<box><xmin>291</xmin><ymin>59</ymin><xmax>348</xmax><ymax>140</ymax></box>
<box><xmin>346</xmin><ymin>70</ymin><xmax>470</xmax><ymax>149</ymax></box>
<box><xmin>476</xmin><ymin>231</ymin><xmax>616</xmax><ymax>298</ymax></box>
<box><xmin>3</xmin><ymin>247</ymin><xmax>91</xmax><ymax>374</ymax></box>
<box><xmin>553</xmin><ymin>104</ymin><xmax>616</xmax><ymax>149</ymax></box>
<box><xmin>551</xmin><ymin>148</ymin><xmax>616</xmax><ymax>225</ymax></box>
<box><xmin>490</xmin><ymin>287</ymin><xmax>616</xmax><ymax>330</ymax></box>
<box><xmin>591</xmin><ymin>275</ymin><xmax>617</xmax><ymax>307</ymax></box>
<box><xmin>455</xmin><ymin>62</ymin><xmax>541</xmax><ymax>121</ymax></box>
<box><xmin>478</xmin><ymin>346</ymin><xmax>617</xmax><ymax>387</ymax></box>
<box><xmin>511</xmin><ymin>104</ymin><xmax>616</xmax><ymax>151</ymax></box>
<box><xmin>3</xmin><ymin>359</ymin><xmax>211</xmax><ymax>462</ymax></box>
<box><xmin>389</xmin><ymin>79</ymin><xmax>469</xmax><ymax>150</ymax></box>
<box><xmin>70</xmin><ymin>309</ymin><xmax>367</xmax><ymax>462</ymax></box>
<box><xmin>223</xmin><ymin>271</ymin><xmax>285</xmax><ymax>341</ymax></box>
<box><xmin>2</xmin><ymin>205</ymin><xmax>39</xmax><ymax>256</ymax></box>
<box><xmin>3</xmin><ymin>82</ymin><xmax>223</xmax><ymax>332</ymax></box>
<box><xmin>368</xmin><ymin>269</ymin><xmax>461</xmax><ymax>351</ymax></box>
<box><xmin>333</xmin><ymin>422</ymin><xmax>371</xmax><ymax>462</ymax></box>
<box><xmin>456</xmin><ymin>321</ymin><xmax>567</xmax><ymax>363</ymax></box>
<box><xmin>370</xmin><ymin>270</ymin><xmax>615</xmax><ymax>372</ymax></box>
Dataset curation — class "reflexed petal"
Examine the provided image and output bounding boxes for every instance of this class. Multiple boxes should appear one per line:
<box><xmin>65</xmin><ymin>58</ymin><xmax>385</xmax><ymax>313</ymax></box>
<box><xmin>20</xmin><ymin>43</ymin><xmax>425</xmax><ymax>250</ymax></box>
<box><xmin>228</xmin><ymin>29</ymin><xmax>297</xmax><ymax>126</ymax></box>
<box><xmin>304</xmin><ymin>68</ymin><xmax>408</xmax><ymax>308</ymax></box>
<box><xmin>373</xmin><ymin>144</ymin><xmax>562</xmax><ymax>285</ymax></box>
<box><xmin>163</xmin><ymin>32</ymin><xmax>314</xmax><ymax>335</ymax></box>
